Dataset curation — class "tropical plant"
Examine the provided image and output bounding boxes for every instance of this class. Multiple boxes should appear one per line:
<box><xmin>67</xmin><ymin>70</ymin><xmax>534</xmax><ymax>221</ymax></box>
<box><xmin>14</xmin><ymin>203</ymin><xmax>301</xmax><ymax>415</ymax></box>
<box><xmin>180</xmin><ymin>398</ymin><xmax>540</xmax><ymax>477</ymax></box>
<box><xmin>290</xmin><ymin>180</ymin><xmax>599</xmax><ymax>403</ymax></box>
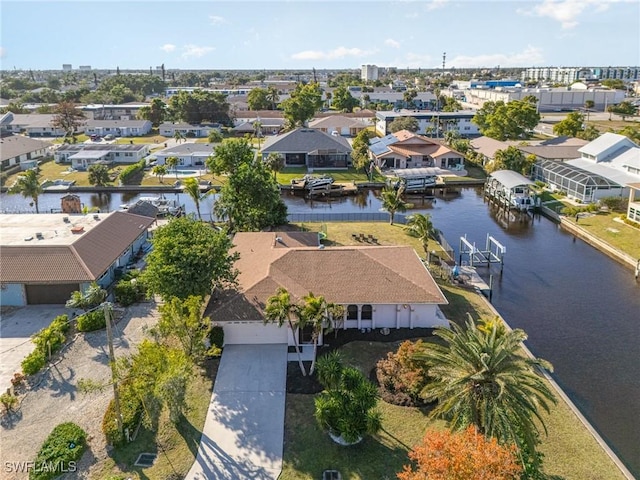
<box><xmin>265</xmin><ymin>287</ymin><xmax>306</xmax><ymax>376</ymax></box>
<box><xmin>397</xmin><ymin>426</ymin><xmax>522</xmax><ymax>480</ymax></box>
<box><xmin>8</xmin><ymin>169</ymin><xmax>43</xmax><ymax>213</ymax></box>
<box><xmin>151</xmin><ymin>164</ymin><xmax>167</xmax><ymax>183</ymax></box>
<box><xmin>66</xmin><ymin>282</ymin><xmax>106</xmax><ymax>312</ymax></box>
<box><xmin>414</xmin><ymin>316</ymin><xmax>557</xmax><ymax>457</ymax></box>
<box><xmin>389</xmin><ymin>116</ymin><xmax>419</xmax><ymax>133</ymax></box>
<box><xmin>298</xmin><ymin>293</ymin><xmax>343</xmax><ymax>375</ymax></box>
<box><xmin>88</xmin><ymin>164</ymin><xmax>110</xmax><ymax>187</ymax></box>
<box><xmin>182</xmin><ymin>177</ymin><xmax>206</xmax><ymax>220</ymax></box>
<box><xmin>314</xmin><ymin>351</ymin><xmax>382</xmax><ymax>444</ymax></box>
<box><xmin>380</xmin><ymin>185</ymin><xmax>409</xmax><ymax>225</ymax></box>
<box><xmin>403</xmin><ymin>213</ymin><xmax>438</xmax><ymax>258</ymax></box>
<box><xmin>376</xmin><ymin>340</ymin><xmax>431</xmax><ymax>406</ymax></box>
<box><xmin>165</xmin><ymin>156</ymin><xmax>179</xmax><ymax>180</ymax></box>
<box><xmin>173</xmin><ymin>130</ymin><xmax>185</xmax><ymax>144</ymax></box>
<box><xmin>264</xmin><ymin>152</ymin><xmax>285</xmax><ymax>181</ymax></box>
<box><xmin>156</xmin><ymin>295</ymin><xmax>211</xmax><ymax>360</ymax></box>
<box><xmin>584</xmin><ymin>99</ymin><xmax>595</xmax><ymax>123</ymax></box>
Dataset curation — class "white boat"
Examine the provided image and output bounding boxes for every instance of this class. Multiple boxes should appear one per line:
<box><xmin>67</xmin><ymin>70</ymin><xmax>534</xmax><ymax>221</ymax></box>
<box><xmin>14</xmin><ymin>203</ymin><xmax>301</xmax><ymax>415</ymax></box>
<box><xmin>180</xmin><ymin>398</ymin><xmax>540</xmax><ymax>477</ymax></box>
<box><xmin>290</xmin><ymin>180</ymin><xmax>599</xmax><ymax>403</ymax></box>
<box><xmin>121</xmin><ymin>196</ymin><xmax>182</xmax><ymax>216</ymax></box>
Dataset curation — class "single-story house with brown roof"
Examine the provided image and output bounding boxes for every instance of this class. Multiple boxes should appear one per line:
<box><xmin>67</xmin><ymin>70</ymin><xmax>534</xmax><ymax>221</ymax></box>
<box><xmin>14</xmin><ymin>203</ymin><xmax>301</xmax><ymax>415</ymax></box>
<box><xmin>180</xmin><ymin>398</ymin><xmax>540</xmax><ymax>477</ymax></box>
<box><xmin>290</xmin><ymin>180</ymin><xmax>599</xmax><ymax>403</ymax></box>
<box><xmin>260</xmin><ymin>128</ymin><xmax>352</xmax><ymax>169</ymax></box>
<box><xmin>205</xmin><ymin>232</ymin><xmax>449</xmax><ymax>349</ymax></box>
<box><xmin>1</xmin><ymin>134</ymin><xmax>53</xmax><ymax>170</ymax></box>
<box><xmin>0</xmin><ymin>211</ymin><xmax>154</xmax><ymax>305</ymax></box>
<box><xmin>308</xmin><ymin>115</ymin><xmax>370</xmax><ymax>137</ymax></box>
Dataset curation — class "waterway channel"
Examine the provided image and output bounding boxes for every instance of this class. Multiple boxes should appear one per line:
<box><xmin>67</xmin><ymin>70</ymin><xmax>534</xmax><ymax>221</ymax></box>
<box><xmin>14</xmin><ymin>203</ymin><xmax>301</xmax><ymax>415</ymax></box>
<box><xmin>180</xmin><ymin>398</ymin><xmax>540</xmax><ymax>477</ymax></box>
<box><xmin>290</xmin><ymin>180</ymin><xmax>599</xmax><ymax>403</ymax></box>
<box><xmin>1</xmin><ymin>188</ymin><xmax>639</xmax><ymax>476</ymax></box>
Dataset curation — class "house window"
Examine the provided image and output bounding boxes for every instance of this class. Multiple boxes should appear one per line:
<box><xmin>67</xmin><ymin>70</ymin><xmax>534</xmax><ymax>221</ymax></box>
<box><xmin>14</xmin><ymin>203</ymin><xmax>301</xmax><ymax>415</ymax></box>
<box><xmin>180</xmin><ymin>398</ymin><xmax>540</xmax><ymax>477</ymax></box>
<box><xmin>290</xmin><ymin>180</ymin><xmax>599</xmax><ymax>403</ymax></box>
<box><xmin>347</xmin><ymin>305</ymin><xmax>358</xmax><ymax>320</ymax></box>
<box><xmin>299</xmin><ymin>325</ymin><xmax>314</xmax><ymax>344</ymax></box>
<box><xmin>361</xmin><ymin>305</ymin><xmax>373</xmax><ymax>320</ymax></box>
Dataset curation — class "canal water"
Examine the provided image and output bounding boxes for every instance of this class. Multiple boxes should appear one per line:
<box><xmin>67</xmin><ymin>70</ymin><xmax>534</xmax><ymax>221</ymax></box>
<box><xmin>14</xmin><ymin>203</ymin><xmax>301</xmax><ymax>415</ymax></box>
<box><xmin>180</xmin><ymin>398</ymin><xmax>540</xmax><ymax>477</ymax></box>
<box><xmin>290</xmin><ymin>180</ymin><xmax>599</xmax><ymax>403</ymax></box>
<box><xmin>2</xmin><ymin>189</ymin><xmax>639</xmax><ymax>475</ymax></box>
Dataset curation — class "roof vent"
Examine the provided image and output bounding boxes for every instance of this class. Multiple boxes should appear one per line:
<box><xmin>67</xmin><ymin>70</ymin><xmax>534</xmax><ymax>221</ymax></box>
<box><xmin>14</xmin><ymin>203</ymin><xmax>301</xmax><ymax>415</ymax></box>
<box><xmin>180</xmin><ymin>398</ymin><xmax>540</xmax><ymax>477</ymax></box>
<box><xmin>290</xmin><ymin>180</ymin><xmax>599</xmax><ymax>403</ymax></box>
<box><xmin>275</xmin><ymin>236</ymin><xmax>283</xmax><ymax>244</ymax></box>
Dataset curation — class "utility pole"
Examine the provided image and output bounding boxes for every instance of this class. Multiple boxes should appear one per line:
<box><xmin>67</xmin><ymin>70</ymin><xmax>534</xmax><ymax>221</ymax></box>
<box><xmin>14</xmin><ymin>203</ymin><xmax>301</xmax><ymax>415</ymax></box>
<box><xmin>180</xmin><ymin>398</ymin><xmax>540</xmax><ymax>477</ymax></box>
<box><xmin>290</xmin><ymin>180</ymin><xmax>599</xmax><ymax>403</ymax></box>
<box><xmin>103</xmin><ymin>302</ymin><xmax>123</xmax><ymax>439</ymax></box>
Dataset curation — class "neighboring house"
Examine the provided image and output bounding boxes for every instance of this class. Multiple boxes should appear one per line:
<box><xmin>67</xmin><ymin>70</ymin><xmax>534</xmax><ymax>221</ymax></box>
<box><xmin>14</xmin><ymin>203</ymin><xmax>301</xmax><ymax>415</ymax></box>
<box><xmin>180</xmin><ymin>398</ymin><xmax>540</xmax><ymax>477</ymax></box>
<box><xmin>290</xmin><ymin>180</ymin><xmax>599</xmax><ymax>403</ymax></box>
<box><xmin>85</xmin><ymin>119</ymin><xmax>152</xmax><ymax>137</ymax></box>
<box><xmin>159</xmin><ymin>122</ymin><xmax>220</xmax><ymax>138</ymax></box>
<box><xmin>0</xmin><ymin>112</ymin><xmax>73</xmax><ymax>137</ymax></box>
<box><xmin>55</xmin><ymin>144</ymin><xmax>150</xmax><ymax>170</ymax></box>
<box><xmin>0</xmin><ymin>211</ymin><xmax>154</xmax><ymax>305</ymax></box>
<box><xmin>308</xmin><ymin>115</ymin><xmax>369</xmax><ymax>137</ymax></box>
<box><xmin>155</xmin><ymin>143</ymin><xmax>216</xmax><ymax>167</ymax></box>
<box><xmin>627</xmin><ymin>183</ymin><xmax>640</xmax><ymax>223</ymax></box>
<box><xmin>261</xmin><ymin>127</ymin><xmax>352</xmax><ymax>169</ymax></box>
<box><xmin>369</xmin><ymin>130</ymin><xmax>465</xmax><ymax>171</ymax></box>
<box><xmin>80</xmin><ymin>103</ymin><xmax>149</xmax><ymax>120</ymax></box>
<box><xmin>533</xmin><ymin>132</ymin><xmax>640</xmax><ymax>203</ymax></box>
<box><xmin>375</xmin><ymin>110</ymin><xmax>479</xmax><ymax>137</ymax></box>
<box><xmin>517</xmin><ymin>136</ymin><xmax>588</xmax><ymax>162</ymax></box>
<box><xmin>469</xmin><ymin>136</ymin><xmax>510</xmax><ymax>166</ymax></box>
<box><xmin>231</xmin><ymin>117</ymin><xmax>285</xmax><ymax>136</ymax></box>
<box><xmin>0</xmin><ymin>134</ymin><xmax>53</xmax><ymax>170</ymax></box>
<box><xmin>206</xmin><ymin>232</ymin><xmax>449</xmax><ymax>347</ymax></box>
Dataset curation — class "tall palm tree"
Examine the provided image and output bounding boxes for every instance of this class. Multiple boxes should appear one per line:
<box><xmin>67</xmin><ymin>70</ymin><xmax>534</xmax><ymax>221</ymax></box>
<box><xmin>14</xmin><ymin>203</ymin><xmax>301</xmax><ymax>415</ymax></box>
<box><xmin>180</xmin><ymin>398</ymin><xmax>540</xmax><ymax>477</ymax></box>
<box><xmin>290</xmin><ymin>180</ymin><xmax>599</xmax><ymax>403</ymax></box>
<box><xmin>380</xmin><ymin>185</ymin><xmax>409</xmax><ymax>225</ymax></box>
<box><xmin>265</xmin><ymin>287</ymin><xmax>307</xmax><ymax>376</ymax></box>
<box><xmin>253</xmin><ymin>120</ymin><xmax>263</xmax><ymax>149</ymax></box>
<box><xmin>165</xmin><ymin>156</ymin><xmax>179</xmax><ymax>180</ymax></box>
<box><xmin>266</xmin><ymin>86</ymin><xmax>280</xmax><ymax>110</ymax></box>
<box><xmin>299</xmin><ymin>293</ymin><xmax>343</xmax><ymax>375</ymax></box>
<box><xmin>182</xmin><ymin>177</ymin><xmax>203</xmax><ymax>220</ymax></box>
<box><xmin>404</xmin><ymin>213</ymin><xmax>438</xmax><ymax>258</ymax></box>
<box><xmin>584</xmin><ymin>100</ymin><xmax>595</xmax><ymax>123</ymax></box>
<box><xmin>152</xmin><ymin>164</ymin><xmax>167</xmax><ymax>183</ymax></box>
<box><xmin>414</xmin><ymin>316</ymin><xmax>556</xmax><ymax>456</ymax></box>
<box><xmin>173</xmin><ymin>130</ymin><xmax>185</xmax><ymax>144</ymax></box>
<box><xmin>265</xmin><ymin>153</ymin><xmax>285</xmax><ymax>181</ymax></box>
<box><xmin>8</xmin><ymin>169</ymin><xmax>43</xmax><ymax>213</ymax></box>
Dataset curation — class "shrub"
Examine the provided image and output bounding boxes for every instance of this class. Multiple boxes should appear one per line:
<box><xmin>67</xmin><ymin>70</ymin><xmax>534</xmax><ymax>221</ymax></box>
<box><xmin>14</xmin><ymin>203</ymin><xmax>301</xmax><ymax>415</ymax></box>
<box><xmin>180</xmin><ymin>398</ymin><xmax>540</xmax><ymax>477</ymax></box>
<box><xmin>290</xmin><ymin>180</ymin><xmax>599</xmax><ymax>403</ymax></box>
<box><xmin>76</xmin><ymin>310</ymin><xmax>106</xmax><ymax>332</ymax></box>
<box><xmin>102</xmin><ymin>385</ymin><xmax>143</xmax><ymax>446</ymax></box>
<box><xmin>22</xmin><ymin>349</ymin><xmax>46</xmax><ymax>376</ymax></box>
<box><xmin>11</xmin><ymin>372</ymin><xmax>26</xmax><ymax>388</ymax></box>
<box><xmin>30</xmin><ymin>422</ymin><xmax>86</xmax><ymax>480</ymax></box>
<box><xmin>32</xmin><ymin>315</ymin><xmax>69</xmax><ymax>355</ymax></box>
<box><xmin>209</xmin><ymin>325</ymin><xmax>224</xmax><ymax>349</ymax></box>
<box><xmin>599</xmin><ymin>196</ymin><xmax>628</xmax><ymax>212</ymax></box>
<box><xmin>50</xmin><ymin>314</ymin><xmax>70</xmax><ymax>334</ymax></box>
<box><xmin>376</xmin><ymin>340</ymin><xmax>431</xmax><ymax>407</ymax></box>
<box><xmin>118</xmin><ymin>160</ymin><xmax>146</xmax><ymax>185</ymax></box>
<box><xmin>114</xmin><ymin>277</ymin><xmax>146</xmax><ymax>306</ymax></box>
<box><xmin>0</xmin><ymin>393</ymin><xmax>18</xmax><ymax>413</ymax></box>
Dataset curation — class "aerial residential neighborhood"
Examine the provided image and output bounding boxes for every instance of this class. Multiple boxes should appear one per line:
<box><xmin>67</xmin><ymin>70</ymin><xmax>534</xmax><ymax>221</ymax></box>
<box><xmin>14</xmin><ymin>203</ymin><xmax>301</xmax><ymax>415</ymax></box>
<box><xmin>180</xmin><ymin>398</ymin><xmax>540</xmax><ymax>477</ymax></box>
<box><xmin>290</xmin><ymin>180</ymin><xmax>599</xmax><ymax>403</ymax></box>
<box><xmin>0</xmin><ymin>1</ymin><xmax>639</xmax><ymax>480</ymax></box>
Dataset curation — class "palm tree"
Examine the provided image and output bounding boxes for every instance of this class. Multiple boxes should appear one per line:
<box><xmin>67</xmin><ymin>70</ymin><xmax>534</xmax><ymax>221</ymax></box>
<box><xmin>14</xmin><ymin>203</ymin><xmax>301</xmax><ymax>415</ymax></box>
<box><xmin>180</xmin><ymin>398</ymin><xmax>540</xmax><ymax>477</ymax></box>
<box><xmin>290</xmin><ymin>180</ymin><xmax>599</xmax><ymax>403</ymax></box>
<box><xmin>266</xmin><ymin>86</ymin><xmax>280</xmax><ymax>110</ymax></box>
<box><xmin>299</xmin><ymin>293</ymin><xmax>343</xmax><ymax>375</ymax></box>
<box><xmin>264</xmin><ymin>153</ymin><xmax>285</xmax><ymax>181</ymax></box>
<box><xmin>380</xmin><ymin>185</ymin><xmax>409</xmax><ymax>225</ymax></box>
<box><xmin>414</xmin><ymin>316</ymin><xmax>556</xmax><ymax>455</ymax></box>
<box><xmin>404</xmin><ymin>213</ymin><xmax>438</xmax><ymax>258</ymax></box>
<box><xmin>265</xmin><ymin>288</ymin><xmax>307</xmax><ymax>376</ymax></box>
<box><xmin>182</xmin><ymin>177</ymin><xmax>204</xmax><ymax>220</ymax></box>
<box><xmin>165</xmin><ymin>156</ymin><xmax>179</xmax><ymax>180</ymax></box>
<box><xmin>584</xmin><ymin>100</ymin><xmax>595</xmax><ymax>123</ymax></box>
<box><xmin>66</xmin><ymin>282</ymin><xmax>107</xmax><ymax>311</ymax></box>
<box><xmin>8</xmin><ymin>169</ymin><xmax>43</xmax><ymax>213</ymax></box>
<box><xmin>253</xmin><ymin>120</ymin><xmax>263</xmax><ymax>149</ymax></box>
<box><xmin>152</xmin><ymin>164</ymin><xmax>167</xmax><ymax>183</ymax></box>
<box><xmin>173</xmin><ymin>130</ymin><xmax>185</xmax><ymax>144</ymax></box>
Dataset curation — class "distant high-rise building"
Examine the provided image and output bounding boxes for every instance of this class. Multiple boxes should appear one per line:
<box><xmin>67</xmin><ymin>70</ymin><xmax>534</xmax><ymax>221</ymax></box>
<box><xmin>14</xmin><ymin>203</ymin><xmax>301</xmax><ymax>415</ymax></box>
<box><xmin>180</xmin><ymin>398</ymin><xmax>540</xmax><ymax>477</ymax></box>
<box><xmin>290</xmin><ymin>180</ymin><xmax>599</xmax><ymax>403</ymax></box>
<box><xmin>62</xmin><ymin>64</ymin><xmax>72</xmax><ymax>71</ymax></box>
<box><xmin>522</xmin><ymin>66</ymin><xmax>640</xmax><ymax>84</ymax></box>
<box><xmin>361</xmin><ymin>64</ymin><xmax>379</xmax><ymax>81</ymax></box>
<box><xmin>78</xmin><ymin>65</ymin><xmax>92</xmax><ymax>71</ymax></box>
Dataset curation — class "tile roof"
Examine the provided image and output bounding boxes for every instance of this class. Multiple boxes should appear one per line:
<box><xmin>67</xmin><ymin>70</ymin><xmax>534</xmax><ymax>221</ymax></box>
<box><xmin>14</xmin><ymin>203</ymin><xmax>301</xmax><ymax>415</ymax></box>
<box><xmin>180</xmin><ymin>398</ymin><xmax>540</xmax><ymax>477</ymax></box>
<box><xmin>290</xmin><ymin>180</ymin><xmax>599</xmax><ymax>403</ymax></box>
<box><xmin>1</xmin><ymin>134</ymin><xmax>52</xmax><ymax>162</ymax></box>
<box><xmin>208</xmin><ymin>232</ymin><xmax>447</xmax><ymax>322</ymax></box>
<box><xmin>0</xmin><ymin>211</ymin><xmax>155</xmax><ymax>284</ymax></box>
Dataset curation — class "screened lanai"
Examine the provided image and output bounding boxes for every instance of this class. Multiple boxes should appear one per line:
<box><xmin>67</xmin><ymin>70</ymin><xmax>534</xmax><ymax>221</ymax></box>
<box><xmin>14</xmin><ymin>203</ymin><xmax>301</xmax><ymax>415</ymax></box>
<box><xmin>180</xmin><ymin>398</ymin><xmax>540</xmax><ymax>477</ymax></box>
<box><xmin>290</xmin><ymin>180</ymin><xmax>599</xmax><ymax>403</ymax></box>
<box><xmin>533</xmin><ymin>159</ymin><xmax>623</xmax><ymax>203</ymax></box>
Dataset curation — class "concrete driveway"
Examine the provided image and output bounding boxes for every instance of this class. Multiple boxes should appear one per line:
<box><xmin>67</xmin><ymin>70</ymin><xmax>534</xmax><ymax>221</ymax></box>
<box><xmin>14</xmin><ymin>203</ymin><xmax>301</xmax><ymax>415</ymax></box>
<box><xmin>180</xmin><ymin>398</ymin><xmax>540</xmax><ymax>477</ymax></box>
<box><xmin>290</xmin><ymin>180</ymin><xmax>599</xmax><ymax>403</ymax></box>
<box><xmin>185</xmin><ymin>344</ymin><xmax>288</xmax><ymax>480</ymax></box>
<box><xmin>0</xmin><ymin>306</ymin><xmax>71</xmax><ymax>389</ymax></box>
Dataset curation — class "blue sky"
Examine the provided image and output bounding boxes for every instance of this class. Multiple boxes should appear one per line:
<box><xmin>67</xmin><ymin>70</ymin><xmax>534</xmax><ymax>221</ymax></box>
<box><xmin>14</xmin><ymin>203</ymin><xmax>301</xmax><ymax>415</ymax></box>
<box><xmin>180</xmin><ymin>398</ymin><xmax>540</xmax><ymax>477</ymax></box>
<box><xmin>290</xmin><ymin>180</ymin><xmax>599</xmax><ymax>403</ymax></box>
<box><xmin>1</xmin><ymin>0</ymin><xmax>639</xmax><ymax>70</ymax></box>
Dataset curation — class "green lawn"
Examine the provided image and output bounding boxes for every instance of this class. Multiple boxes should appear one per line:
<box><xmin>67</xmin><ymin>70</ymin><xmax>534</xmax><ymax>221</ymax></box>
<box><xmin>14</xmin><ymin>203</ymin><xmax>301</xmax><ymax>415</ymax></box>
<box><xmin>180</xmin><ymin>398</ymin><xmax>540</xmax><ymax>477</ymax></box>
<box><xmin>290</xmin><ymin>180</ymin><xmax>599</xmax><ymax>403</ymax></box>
<box><xmin>114</xmin><ymin>134</ymin><xmax>168</xmax><ymax>145</ymax></box>
<box><xmin>89</xmin><ymin>361</ymin><xmax>216</xmax><ymax>480</ymax></box>
<box><xmin>568</xmin><ymin>211</ymin><xmax>640</xmax><ymax>259</ymax></box>
<box><xmin>277</xmin><ymin>168</ymin><xmax>384</xmax><ymax>186</ymax></box>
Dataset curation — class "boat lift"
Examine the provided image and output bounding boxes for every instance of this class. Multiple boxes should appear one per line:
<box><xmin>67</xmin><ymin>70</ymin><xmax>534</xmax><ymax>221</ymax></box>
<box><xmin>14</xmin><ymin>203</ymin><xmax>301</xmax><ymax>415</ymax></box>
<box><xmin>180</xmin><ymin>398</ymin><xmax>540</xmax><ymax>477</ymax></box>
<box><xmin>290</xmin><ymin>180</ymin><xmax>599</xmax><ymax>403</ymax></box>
<box><xmin>459</xmin><ymin>234</ymin><xmax>506</xmax><ymax>273</ymax></box>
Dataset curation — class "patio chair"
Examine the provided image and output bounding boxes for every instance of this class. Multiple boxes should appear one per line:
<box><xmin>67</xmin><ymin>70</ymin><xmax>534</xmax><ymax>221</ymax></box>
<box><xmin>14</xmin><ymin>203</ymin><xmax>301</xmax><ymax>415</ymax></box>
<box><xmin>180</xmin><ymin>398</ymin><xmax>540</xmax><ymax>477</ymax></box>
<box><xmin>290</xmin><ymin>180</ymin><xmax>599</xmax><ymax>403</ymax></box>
<box><xmin>359</xmin><ymin>233</ymin><xmax>366</xmax><ymax>242</ymax></box>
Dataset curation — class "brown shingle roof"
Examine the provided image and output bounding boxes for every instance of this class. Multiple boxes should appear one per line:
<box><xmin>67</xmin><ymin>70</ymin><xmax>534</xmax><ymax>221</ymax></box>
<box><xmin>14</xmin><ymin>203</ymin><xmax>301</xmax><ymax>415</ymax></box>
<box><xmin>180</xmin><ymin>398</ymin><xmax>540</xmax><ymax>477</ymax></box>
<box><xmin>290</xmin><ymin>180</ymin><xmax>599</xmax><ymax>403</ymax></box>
<box><xmin>208</xmin><ymin>232</ymin><xmax>447</xmax><ymax>322</ymax></box>
<box><xmin>0</xmin><ymin>211</ymin><xmax>155</xmax><ymax>284</ymax></box>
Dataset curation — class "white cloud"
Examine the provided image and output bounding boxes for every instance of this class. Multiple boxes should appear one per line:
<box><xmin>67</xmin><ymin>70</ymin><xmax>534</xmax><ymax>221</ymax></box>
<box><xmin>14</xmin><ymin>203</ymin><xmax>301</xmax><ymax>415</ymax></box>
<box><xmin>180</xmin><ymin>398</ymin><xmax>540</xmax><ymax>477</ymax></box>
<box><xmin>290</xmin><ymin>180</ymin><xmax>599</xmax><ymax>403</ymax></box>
<box><xmin>398</xmin><ymin>52</ymin><xmax>434</xmax><ymax>69</ymax></box>
<box><xmin>425</xmin><ymin>0</ymin><xmax>450</xmax><ymax>11</ymax></box>
<box><xmin>209</xmin><ymin>15</ymin><xmax>226</xmax><ymax>25</ymax></box>
<box><xmin>518</xmin><ymin>0</ymin><xmax>632</xmax><ymax>29</ymax></box>
<box><xmin>160</xmin><ymin>44</ymin><xmax>176</xmax><ymax>53</ymax></box>
<box><xmin>182</xmin><ymin>44</ymin><xmax>215</xmax><ymax>59</ymax></box>
<box><xmin>291</xmin><ymin>46</ymin><xmax>374</xmax><ymax>61</ymax></box>
<box><xmin>0</xmin><ymin>47</ymin><xmax>5</xmax><ymax>59</ymax></box>
<box><xmin>448</xmin><ymin>46</ymin><xmax>545</xmax><ymax>68</ymax></box>
<box><xmin>385</xmin><ymin>38</ymin><xmax>401</xmax><ymax>49</ymax></box>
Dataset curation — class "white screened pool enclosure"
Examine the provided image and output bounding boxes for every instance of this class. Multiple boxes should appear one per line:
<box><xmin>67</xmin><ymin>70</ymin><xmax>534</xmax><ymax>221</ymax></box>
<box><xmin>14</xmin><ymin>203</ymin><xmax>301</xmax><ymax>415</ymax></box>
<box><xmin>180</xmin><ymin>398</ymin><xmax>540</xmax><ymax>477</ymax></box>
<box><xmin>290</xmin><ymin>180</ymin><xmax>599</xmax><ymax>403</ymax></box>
<box><xmin>533</xmin><ymin>159</ymin><xmax>626</xmax><ymax>203</ymax></box>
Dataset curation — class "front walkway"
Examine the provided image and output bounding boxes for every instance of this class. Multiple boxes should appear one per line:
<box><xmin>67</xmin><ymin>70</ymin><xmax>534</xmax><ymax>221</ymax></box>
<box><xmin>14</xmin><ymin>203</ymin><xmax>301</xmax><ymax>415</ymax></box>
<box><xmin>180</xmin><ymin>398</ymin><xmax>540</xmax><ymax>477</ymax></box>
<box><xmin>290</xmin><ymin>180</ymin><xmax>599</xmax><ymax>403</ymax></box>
<box><xmin>185</xmin><ymin>344</ymin><xmax>288</xmax><ymax>480</ymax></box>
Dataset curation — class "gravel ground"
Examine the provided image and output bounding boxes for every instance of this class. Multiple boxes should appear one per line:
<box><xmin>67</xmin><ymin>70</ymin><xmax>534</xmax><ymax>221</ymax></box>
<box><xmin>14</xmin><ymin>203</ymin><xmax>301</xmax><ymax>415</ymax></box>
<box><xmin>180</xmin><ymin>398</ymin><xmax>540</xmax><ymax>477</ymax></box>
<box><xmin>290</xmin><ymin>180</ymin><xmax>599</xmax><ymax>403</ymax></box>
<box><xmin>0</xmin><ymin>301</ymin><xmax>160</xmax><ymax>480</ymax></box>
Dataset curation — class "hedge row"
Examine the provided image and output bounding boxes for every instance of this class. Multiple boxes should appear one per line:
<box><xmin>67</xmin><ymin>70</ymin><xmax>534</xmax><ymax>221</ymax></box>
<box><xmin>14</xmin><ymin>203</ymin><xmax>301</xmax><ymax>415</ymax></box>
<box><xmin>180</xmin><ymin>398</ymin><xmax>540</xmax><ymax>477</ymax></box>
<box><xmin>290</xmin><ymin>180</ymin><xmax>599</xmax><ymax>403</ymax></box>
<box><xmin>21</xmin><ymin>315</ymin><xmax>69</xmax><ymax>376</ymax></box>
<box><xmin>118</xmin><ymin>160</ymin><xmax>146</xmax><ymax>185</ymax></box>
<box><xmin>76</xmin><ymin>310</ymin><xmax>106</xmax><ymax>332</ymax></box>
<box><xmin>30</xmin><ymin>422</ymin><xmax>86</xmax><ymax>480</ymax></box>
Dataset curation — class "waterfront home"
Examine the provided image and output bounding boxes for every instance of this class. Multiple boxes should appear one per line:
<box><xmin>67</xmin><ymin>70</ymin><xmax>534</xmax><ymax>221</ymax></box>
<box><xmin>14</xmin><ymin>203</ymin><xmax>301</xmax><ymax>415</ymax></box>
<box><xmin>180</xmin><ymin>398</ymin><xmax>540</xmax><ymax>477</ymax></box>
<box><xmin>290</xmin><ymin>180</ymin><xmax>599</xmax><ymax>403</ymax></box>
<box><xmin>308</xmin><ymin>115</ymin><xmax>369</xmax><ymax>137</ymax></box>
<box><xmin>154</xmin><ymin>143</ymin><xmax>216</xmax><ymax>167</ymax></box>
<box><xmin>206</xmin><ymin>232</ymin><xmax>448</xmax><ymax>348</ymax></box>
<box><xmin>261</xmin><ymin>127</ymin><xmax>352</xmax><ymax>169</ymax></box>
<box><xmin>370</xmin><ymin>129</ymin><xmax>465</xmax><ymax>171</ymax></box>
<box><xmin>626</xmin><ymin>183</ymin><xmax>640</xmax><ymax>223</ymax></box>
<box><xmin>0</xmin><ymin>134</ymin><xmax>53</xmax><ymax>170</ymax></box>
<box><xmin>54</xmin><ymin>144</ymin><xmax>150</xmax><ymax>170</ymax></box>
<box><xmin>0</xmin><ymin>211</ymin><xmax>154</xmax><ymax>305</ymax></box>
<box><xmin>533</xmin><ymin>132</ymin><xmax>640</xmax><ymax>203</ymax></box>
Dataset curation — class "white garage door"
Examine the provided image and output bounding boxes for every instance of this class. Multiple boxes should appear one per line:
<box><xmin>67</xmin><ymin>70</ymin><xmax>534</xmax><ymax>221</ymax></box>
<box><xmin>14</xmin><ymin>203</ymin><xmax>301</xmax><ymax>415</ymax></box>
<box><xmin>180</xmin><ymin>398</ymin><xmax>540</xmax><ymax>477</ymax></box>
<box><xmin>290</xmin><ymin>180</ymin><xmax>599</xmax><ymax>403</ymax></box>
<box><xmin>223</xmin><ymin>321</ymin><xmax>288</xmax><ymax>345</ymax></box>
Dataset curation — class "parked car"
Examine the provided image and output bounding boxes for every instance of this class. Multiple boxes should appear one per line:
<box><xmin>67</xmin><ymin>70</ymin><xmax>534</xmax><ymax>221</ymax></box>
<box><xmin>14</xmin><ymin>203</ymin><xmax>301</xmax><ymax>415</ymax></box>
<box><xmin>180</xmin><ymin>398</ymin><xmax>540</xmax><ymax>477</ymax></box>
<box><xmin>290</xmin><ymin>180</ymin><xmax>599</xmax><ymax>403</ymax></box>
<box><xmin>104</xmin><ymin>134</ymin><xmax>115</xmax><ymax>140</ymax></box>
